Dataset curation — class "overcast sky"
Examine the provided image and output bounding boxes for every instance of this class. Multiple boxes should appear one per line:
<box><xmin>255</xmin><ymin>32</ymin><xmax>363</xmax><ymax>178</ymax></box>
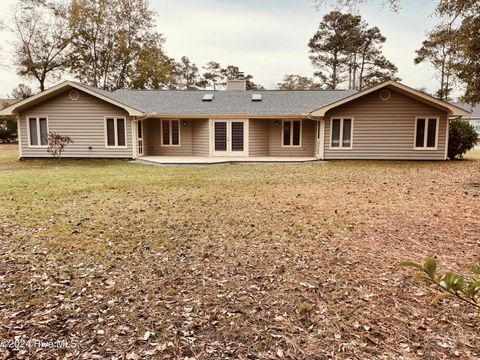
<box><xmin>0</xmin><ymin>0</ymin><xmax>449</xmax><ymax>97</ymax></box>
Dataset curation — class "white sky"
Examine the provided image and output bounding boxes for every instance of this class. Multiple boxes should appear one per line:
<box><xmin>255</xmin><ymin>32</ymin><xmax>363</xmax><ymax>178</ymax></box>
<box><xmin>0</xmin><ymin>0</ymin><xmax>454</xmax><ymax>97</ymax></box>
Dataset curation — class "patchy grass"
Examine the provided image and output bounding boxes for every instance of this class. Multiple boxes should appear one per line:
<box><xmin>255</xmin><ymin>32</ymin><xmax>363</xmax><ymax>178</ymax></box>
<box><xmin>0</xmin><ymin>144</ymin><xmax>479</xmax><ymax>359</ymax></box>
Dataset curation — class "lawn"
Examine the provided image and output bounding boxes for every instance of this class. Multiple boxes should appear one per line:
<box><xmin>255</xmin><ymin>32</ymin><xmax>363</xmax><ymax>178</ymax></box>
<box><xmin>0</xmin><ymin>144</ymin><xmax>479</xmax><ymax>359</ymax></box>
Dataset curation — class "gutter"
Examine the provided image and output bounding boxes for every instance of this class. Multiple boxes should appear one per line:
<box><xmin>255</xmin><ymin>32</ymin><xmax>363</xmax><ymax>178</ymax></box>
<box><xmin>138</xmin><ymin>114</ymin><xmax>307</xmax><ymax>119</ymax></box>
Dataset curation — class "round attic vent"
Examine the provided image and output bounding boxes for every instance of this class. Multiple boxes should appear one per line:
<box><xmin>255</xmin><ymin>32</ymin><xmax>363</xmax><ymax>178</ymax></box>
<box><xmin>69</xmin><ymin>89</ymin><xmax>80</xmax><ymax>101</ymax></box>
<box><xmin>380</xmin><ymin>89</ymin><xmax>391</xmax><ymax>101</ymax></box>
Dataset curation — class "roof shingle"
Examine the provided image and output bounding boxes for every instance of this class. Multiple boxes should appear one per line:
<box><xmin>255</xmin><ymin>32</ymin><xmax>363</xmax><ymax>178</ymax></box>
<box><xmin>100</xmin><ymin>89</ymin><xmax>358</xmax><ymax>116</ymax></box>
<box><xmin>452</xmin><ymin>102</ymin><xmax>480</xmax><ymax>118</ymax></box>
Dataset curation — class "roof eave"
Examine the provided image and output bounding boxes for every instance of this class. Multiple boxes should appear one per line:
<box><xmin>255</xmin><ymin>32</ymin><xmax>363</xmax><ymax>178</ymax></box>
<box><xmin>140</xmin><ymin>113</ymin><xmax>308</xmax><ymax>119</ymax></box>
<box><xmin>0</xmin><ymin>81</ymin><xmax>145</xmax><ymax>117</ymax></box>
<box><xmin>307</xmin><ymin>80</ymin><xmax>471</xmax><ymax>117</ymax></box>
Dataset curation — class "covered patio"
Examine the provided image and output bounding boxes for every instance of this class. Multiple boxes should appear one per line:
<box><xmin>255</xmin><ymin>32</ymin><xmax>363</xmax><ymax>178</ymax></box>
<box><xmin>134</xmin><ymin>118</ymin><xmax>321</xmax><ymax>160</ymax></box>
<box><xmin>135</xmin><ymin>155</ymin><xmax>320</xmax><ymax>165</ymax></box>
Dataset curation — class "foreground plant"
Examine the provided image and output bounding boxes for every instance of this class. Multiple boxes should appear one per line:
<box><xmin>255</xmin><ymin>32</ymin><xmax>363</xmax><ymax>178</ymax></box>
<box><xmin>400</xmin><ymin>256</ymin><xmax>480</xmax><ymax>309</ymax></box>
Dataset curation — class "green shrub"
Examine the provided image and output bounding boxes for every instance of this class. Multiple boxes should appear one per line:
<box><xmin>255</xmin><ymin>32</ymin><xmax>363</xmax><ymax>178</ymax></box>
<box><xmin>448</xmin><ymin>119</ymin><xmax>478</xmax><ymax>159</ymax></box>
<box><xmin>400</xmin><ymin>256</ymin><xmax>480</xmax><ymax>309</ymax></box>
<box><xmin>0</xmin><ymin>116</ymin><xmax>17</xmax><ymax>143</ymax></box>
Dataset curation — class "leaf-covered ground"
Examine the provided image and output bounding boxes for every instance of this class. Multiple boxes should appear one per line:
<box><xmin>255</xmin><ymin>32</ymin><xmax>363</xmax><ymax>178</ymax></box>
<box><xmin>0</xmin><ymin>144</ymin><xmax>479</xmax><ymax>359</ymax></box>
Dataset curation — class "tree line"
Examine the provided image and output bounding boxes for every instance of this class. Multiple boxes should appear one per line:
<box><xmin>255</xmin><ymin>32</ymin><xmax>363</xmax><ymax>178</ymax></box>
<box><xmin>9</xmin><ymin>0</ymin><xmax>264</xmax><ymax>92</ymax></box>
<box><xmin>314</xmin><ymin>0</ymin><xmax>480</xmax><ymax>103</ymax></box>
<box><xmin>2</xmin><ymin>0</ymin><xmax>479</xmax><ymax>105</ymax></box>
<box><xmin>5</xmin><ymin>0</ymin><xmax>399</xmax><ymax>94</ymax></box>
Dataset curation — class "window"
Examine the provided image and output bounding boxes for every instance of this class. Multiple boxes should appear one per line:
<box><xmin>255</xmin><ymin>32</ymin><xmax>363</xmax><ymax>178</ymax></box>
<box><xmin>415</xmin><ymin>117</ymin><xmax>438</xmax><ymax>149</ymax></box>
<box><xmin>330</xmin><ymin>118</ymin><xmax>353</xmax><ymax>149</ymax></box>
<box><xmin>105</xmin><ymin>117</ymin><xmax>127</xmax><ymax>148</ymax></box>
<box><xmin>137</xmin><ymin>121</ymin><xmax>143</xmax><ymax>139</ymax></box>
<box><xmin>282</xmin><ymin>120</ymin><xmax>301</xmax><ymax>147</ymax></box>
<box><xmin>161</xmin><ymin>120</ymin><xmax>180</xmax><ymax>146</ymax></box>
<box><xmin>28</xmin><ymin>117</ymin><xmax>48</xmax><ymax>147</ymax></box>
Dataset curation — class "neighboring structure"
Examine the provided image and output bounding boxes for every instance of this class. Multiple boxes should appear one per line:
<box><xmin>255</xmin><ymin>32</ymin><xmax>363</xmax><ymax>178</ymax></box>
<box><xmin>453</xmin><ymin>102</ymin><xmax>480</xmax><ymax>148</ymax></box>
<box><xmin>0</xmin><ymin>99</ymin><xmax>18</xmax><ymax>110</ymax></box>
<box><xmin>0</xmin><ymin>99</ymin><xmax>18</xmax><ymax>138</ymax></box>
<box><xmin>0</xmin><ymin>80</ymin><xmax>469</xmax><ymax>161</ymax></box>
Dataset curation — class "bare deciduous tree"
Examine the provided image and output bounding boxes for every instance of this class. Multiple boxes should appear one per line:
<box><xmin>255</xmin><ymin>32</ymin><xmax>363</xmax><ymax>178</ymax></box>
<box><xmin>12</xmin><ymin>0</ymin><xmax>71</xmax><ymax>91</ymax></box>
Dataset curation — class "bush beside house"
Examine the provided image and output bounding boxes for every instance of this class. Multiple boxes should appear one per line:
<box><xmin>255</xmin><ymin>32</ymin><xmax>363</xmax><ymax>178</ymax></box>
<box><xmin>0</xmin><ymin>116</ymin><xmax>17</xmax><ymax>143</ymax></box>
<box><xmin>448</xmin><ymin>119</ymin><xmax>478</xmax><ymax>159</ymax></box>
<box><xmin>0</xmin><ymin>99</ymin><xmax>18</xmax><ymax>143</ymax></box>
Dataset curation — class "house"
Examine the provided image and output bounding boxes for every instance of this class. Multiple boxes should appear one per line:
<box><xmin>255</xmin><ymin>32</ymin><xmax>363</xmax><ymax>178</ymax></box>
<box><xmin>0</xmin><ymin>99</ymin><xmax>18</xmax><ymax>110</ymax></box>
<box><xmin>0</xmin><ymin>79</ymin><xmax>469</xmax><ymax>162</ymax></box>
<box><xmin>0</xmin><ymin>99</ymin><xmax>18</xmax><ymax>136</ymax></box>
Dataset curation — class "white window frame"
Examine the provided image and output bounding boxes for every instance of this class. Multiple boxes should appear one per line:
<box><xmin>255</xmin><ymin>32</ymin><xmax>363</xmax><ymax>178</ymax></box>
<box><xmin>281</xmin><ymin>120</ymin><xmax>302</xmax><ymax>147</ymax></box>
<box><xmin>104</xmin><ymin>116</ymin><xmax>127</xmax><ymax>148</ymax></box>
<box><xmin>329</xmin><ymin>117</ymin><xmax>354</xmax><ymax>150</ymax></box>
<box><xmin>27</xmin><ymin>116</ymin><xmax>49</xmax><ymax>148</ymax></box>
<box><xmin>161</xmin><ymin>119</ymin><xmax>181</xmax><ymax>147</ymax></box>
<box><xmin>414</xmin><ymin>116</ymin><xmax>439</xmax><ymax>151</ymax></box>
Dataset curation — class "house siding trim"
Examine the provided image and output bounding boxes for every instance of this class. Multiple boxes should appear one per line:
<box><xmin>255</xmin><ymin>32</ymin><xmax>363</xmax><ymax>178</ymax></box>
<box><xmin>444</xmin><ymin>119</ymin><xmax>450</xmax><ymax>160</ymax></box>
<box><xmin>323</xmin><ymin>89</ymin><xmax>448</xmax><ymax>160</ymax></box>
<box><xmin>18</xmin><ymin>89</ymin><xmax>134</xmax><ymax>159</ymax></box>
<box><xmin>208</xmin><ymin>118</ymin><xmax>249</xmax><ymax>157</ymax></box>
<box><xmin>160</xmin><ymin>119</ymin><xmax>182</xmax><ymax>147</ymax></box>
<box><xmin>281</xmin><ymin>120</ymin><xmax>303</xmax><ymax>148</ymax></box>
<box><xmin>328</xmin><ymin>117</ymin><xmax>354</xmax><ymax>151</ymax></box>
<box><xmin>310</xmin><ymin>80</ymin><xmax>469</xmax><ymax>117</ymax></box>
<box><xmin>26</xmin><ymin>115</ymin><xmax>50</xmax><ymax>148</ymax></box>
<box><xmin>17</xmin><ymin>116</ymin><xmax>23</xmax><ymax>159</ymax></box>
<box><xmin>413</xmin><ymin>116</ymin><xmax>440</xmax><ymax>151</ymax></box>
<box><xmin>104</xmin><ymin>116</ymin><xmax>128</xmax><ymax>149</ymax></box>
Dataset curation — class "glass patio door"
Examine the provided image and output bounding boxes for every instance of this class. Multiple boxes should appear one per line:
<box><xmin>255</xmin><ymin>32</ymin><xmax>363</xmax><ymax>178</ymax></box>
<box><xmin>212</xmin><ymin>120</ymin><xmax>247</xmax><ymax>156</ymax></box>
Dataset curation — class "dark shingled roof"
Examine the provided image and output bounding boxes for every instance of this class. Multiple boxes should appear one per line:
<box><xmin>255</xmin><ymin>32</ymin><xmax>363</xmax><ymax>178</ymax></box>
<box><xmin>83</xmin><ymin>85</ymin><xmax>357</xmax><ymax>116</ymax></box>
<box><xmin>452</xmin><ymin>102</ymin><xmax>480</xmax><ymax>118</ymax></box>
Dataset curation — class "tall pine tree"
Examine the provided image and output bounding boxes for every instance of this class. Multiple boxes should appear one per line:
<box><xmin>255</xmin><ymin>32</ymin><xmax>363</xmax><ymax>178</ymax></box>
<box><xmin>309</xmin><ymin>11</ymin><xmax>398</xmax><ymax>90</ymax></box>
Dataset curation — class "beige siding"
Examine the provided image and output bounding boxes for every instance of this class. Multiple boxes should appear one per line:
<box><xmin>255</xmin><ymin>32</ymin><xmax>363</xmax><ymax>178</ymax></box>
<box><xmin>249</xmin><ymin>119</ymin><xmax>270</xmax><ymax>156</ymax></box>
<box><xmin>19</xmin><ymin>90</ymin><xmax>133</xmax><ymax>158</ymax></box>
<box><xmin>192</xmin><ymin>119</ymin><xmax>210</xmax><ymax>156</ymax></box>
<box><xmin>143</xmin><ymin>119</ymin><xmax>158</xmax><ymax>156</ymax></box>
<box><xmin>144</xmin><ymin>119</ymin><xmax>193</xmax><ymax>156</ymax></box>
<box><xmin>144</xmin><ymin>119</ymin><xmax>209</xmax><ymax>156</ymax></box>
<box><xmin>324</xmin><ymin>89</ymin><xmax>448</xmax><ymax>160</ymax></box>
<box><xmin>268</xmin><ymin>119</ymin><xmax>316</xmax><ymax>157</ymax></box>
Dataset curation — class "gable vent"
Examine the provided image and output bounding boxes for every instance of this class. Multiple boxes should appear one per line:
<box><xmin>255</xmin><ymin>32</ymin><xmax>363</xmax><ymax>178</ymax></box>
<box><xmin>202</xmin><ymin>94</ymin><xmax>214</xmax><ymax>101</ymax></box>
<box><xmin>252</xmin><ymin>94</ymin><xmax>262</xmax><ymax>102</ymax></box>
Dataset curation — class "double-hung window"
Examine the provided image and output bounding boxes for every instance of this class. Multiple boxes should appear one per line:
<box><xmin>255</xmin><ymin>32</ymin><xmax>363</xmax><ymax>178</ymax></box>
<box><xmin>415</xmin><ymin>117</ymin><xmax>439</xmax><ymax>150</ymax></box>
<box><xmin>331</xmin><ymin>118</ymin><xmax>353</xmax><ymax>149</ymax></box>
<box><xmin>28</xmin><ymin>117</ymin><xmax>48</xmax><ymax>147</ymax></box>
<box><xmin>105</xmin><ymin>117</ymin><xmax>127</xmax><ymax>147</ymax></box>
<box><xmin>282</xmin><ymin>120</ymin><xmax>301</xmax><ymax>147</ymax></box>
<box><xmin>161</xmin><ymin>120</ymin><xmax>180</xmax><ymax>146</ymax></box>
